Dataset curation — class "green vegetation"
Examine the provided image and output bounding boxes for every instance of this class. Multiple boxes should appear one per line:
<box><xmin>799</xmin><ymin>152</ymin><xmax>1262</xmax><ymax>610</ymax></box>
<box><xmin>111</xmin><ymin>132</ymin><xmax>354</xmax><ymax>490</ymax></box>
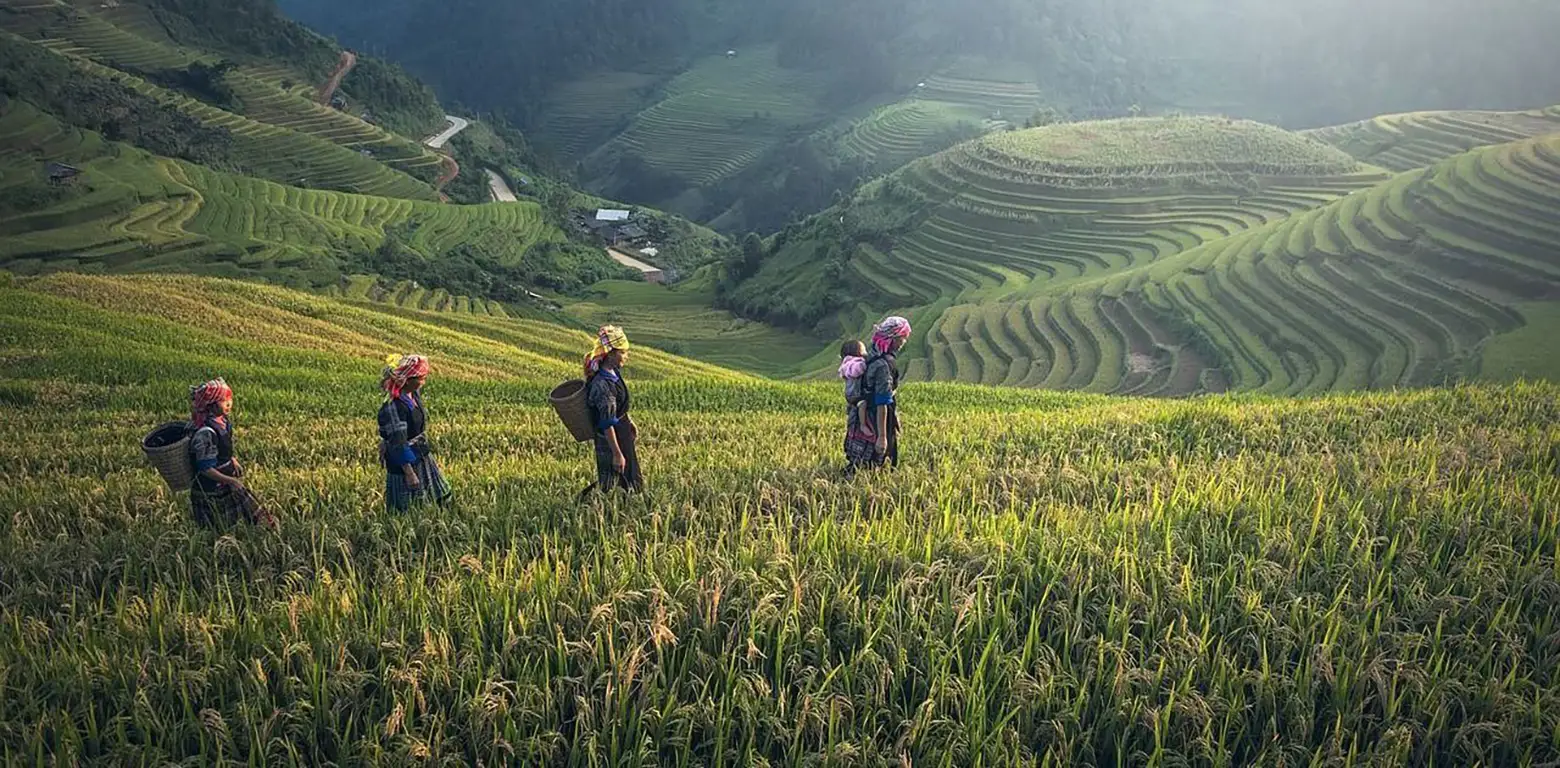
<box><xmin>3</xmin><ymin>272</ymin><xmax>1559</xmax><ymax>764</ymax></box>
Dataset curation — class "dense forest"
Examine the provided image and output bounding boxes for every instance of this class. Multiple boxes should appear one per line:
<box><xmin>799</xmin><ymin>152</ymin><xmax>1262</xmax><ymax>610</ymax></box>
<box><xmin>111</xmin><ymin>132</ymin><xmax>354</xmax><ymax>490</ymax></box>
<box><xmin>286</xmin><ymin>0</ymin><xmax>1560</xmax><ymax>131</ymax></box>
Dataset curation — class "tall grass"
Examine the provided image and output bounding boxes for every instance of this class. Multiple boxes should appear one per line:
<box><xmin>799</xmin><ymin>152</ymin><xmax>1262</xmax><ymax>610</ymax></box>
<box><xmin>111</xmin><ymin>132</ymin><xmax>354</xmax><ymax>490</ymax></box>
<box><xmin>1</xmin><ymin>275</ymin><xmax>1558</xmax><ymax>764</ymax></box>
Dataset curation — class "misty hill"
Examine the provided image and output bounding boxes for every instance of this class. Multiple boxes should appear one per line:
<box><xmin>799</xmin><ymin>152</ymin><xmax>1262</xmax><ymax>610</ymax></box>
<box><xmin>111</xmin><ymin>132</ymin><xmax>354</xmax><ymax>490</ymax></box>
<box><xmin>287</xmin><ymin>0</ymin><xmax>1560</xmax><ymax>233</ymax></box>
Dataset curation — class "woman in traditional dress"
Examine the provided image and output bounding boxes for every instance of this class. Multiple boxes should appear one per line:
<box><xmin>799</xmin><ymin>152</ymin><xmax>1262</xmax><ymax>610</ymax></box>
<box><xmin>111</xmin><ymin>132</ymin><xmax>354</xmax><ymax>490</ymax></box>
<box><xmin>188</xmin><ymin>378</ymin><xmax>277</xmax><ymax>528</ymax></box>
<box><xmin>378</xmin><ymin>354</ymin><xmax>452</xmax><ymax>512</ymax></box>
<box><xmin>861</xmin><ymin>316</ymin><xmax>912</xmax><ymax>469</ymax></box>
<box><xmin>579</xmin><ymin>325</ymin><xmax>642</xmax><ymax>500</ymax></box>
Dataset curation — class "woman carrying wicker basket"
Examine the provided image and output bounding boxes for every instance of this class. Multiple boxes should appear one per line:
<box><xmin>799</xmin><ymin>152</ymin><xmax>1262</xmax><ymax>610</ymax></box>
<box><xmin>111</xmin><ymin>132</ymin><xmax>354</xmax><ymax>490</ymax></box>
<box><xmin>578</xmin><ymin>326</ymin><xmax>642</xmax><ymax>500</ymax></box>
<box><xmin>378</xmin><ymin>354</ymin><xmax>452</xmax><ymax>512</ymax></box>
<box><xmin>188</xmin><ymin>378</ymin><xmax>277</xmax><ymax>529</ymax></box>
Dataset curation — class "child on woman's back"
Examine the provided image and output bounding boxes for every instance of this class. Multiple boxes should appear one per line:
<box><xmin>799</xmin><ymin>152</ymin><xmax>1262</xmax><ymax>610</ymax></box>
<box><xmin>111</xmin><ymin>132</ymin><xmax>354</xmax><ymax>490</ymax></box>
<box><xmin>839</xmin><ymin>340</ymin><xmax>875</xmax><ymax>473</ymax></box>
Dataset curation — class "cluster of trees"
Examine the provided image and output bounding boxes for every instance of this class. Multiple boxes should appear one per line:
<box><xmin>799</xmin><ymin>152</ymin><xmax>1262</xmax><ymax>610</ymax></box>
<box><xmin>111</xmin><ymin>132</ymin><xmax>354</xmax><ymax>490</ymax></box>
<box><xmin>0</xmin><ymin>36</ymin><xmax>237</xmax><ymax>168</ymax></box>
<box><xmin>131</xmin><ymin>61</ymin><xmax>243</xmax><ymax>112</ymax></box>
<box><xmin>348</xmin><ymin>223</ymin><xmax>630</xmax><ymax>300</ymax></box>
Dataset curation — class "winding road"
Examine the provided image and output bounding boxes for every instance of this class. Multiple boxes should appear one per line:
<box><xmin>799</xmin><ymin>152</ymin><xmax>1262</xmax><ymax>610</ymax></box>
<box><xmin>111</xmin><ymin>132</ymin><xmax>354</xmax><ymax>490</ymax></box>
<box><xmin>424</xmin><ymin>115</ymin><xmax>471</xmax><ymax>149</ymax></box>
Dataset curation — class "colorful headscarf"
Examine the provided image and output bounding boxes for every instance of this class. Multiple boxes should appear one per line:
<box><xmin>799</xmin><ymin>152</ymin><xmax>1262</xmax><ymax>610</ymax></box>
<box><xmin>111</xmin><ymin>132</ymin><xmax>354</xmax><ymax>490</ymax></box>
<box><xmin>190</xmin><ymin>378</ymin><xmax>233</xmax><ymax>429</ymax></box>
<box><xmin>839</xmin><ymin>356</ymin><xmax>867</xmax><ymax>379</ymax></box>
<box><xmin>382</xmin><ymin>354</ymin><xmax>430</xmax><ymax>400</ymax></box>
<box><xmin>583</xmin><ymin>325</ymin><xmax>630</xmax><ymax>378</ymax></box>
<box><xmin>871</xmin><ymin>316</ymin><xmax>912</xmax><ymax>354</ymax></box>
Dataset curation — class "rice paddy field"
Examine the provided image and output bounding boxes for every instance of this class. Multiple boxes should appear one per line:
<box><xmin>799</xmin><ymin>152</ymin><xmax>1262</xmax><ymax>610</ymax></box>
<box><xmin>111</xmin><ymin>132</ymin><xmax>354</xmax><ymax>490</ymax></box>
<box><xmin>2</xmin><ymin>272</ymin><xmax>1559</xmax><ymax>764</ymax></box>
<box><xmin>907</xmin><ymin>129</ymin><xmax>1560</xmax><ymax>395</ymax></box>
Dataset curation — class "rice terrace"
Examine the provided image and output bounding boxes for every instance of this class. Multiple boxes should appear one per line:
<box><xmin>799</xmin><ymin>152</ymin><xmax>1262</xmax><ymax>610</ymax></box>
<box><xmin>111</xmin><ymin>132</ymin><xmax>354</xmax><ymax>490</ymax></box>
<box><xmin>3</xmin><ymin>0</ymin><xmax>1560</xmax><ymax>764</ymax></box>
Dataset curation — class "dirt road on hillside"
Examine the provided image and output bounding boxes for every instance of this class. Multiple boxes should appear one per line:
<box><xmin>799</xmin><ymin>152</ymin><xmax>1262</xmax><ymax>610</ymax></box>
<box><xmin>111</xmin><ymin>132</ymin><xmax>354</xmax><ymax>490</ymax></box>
<box><xmin>486</xmin><ymin>170</ymin><xmax>518</xmax><ymax>202</ymax></box>
<box><xmin>317</xmin><ymin>50</ymin><xmax>356</xmax><ymax>105</ymax></box>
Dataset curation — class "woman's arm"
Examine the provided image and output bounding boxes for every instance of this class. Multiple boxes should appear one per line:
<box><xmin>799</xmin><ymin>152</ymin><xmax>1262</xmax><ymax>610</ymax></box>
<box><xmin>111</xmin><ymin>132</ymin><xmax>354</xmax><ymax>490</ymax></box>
<box><xmin>201</xmin><ymin>466</ymin><xmax>245</xmax><ymax>491</ymax></box>
<box><xmin>605</xmin><ymin>425</ymin><xmax>626</xmax><ymax>472</ymax></box>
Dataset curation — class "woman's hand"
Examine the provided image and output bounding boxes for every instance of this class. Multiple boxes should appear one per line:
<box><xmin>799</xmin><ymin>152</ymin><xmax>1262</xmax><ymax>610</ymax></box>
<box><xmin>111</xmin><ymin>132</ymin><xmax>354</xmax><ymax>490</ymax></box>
<box><xmin>875</xmin><ymin>435</ymin><xmax>888</xmax><ymax>456</ymax></box>
<box><xmin>402</xmin><ymin>464</ymin><xmax>422</xmax><ymax>491</ymax></box>
<box><xmin>612</xmin><ymin>451</ymin><xmax>627</xmax><ymax>473</ymax></box>
<box><xmin>224</xmin><ymin>476</ymin><xmax>247</xmax><ymax>492</ymax></box>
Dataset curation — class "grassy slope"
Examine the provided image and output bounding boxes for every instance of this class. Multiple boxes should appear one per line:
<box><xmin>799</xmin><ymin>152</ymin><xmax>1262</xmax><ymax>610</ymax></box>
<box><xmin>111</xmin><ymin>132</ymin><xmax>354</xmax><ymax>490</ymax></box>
<box><xmin>1</xmin><ymin>272</ymin><xmax>1558</xmax><ymax>764</ymax></box>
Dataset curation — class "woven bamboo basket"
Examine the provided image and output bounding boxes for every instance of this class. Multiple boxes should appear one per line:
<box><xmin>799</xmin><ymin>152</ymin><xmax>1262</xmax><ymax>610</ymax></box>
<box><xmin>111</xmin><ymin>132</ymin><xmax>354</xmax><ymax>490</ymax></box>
<box><xmin>143</xmin><ymin>421</ymin><xmax>194</xmax><ymax>492</ymax></box>
<box><xmin>548</xmin><ymin>380</ymin><xmax>594</xmax><ymax>442</ymax></box>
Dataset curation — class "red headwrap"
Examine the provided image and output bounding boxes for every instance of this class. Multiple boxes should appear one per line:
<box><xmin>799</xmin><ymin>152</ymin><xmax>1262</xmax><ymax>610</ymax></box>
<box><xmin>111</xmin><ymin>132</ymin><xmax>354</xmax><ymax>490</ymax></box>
<box><xmin>382</xmin><ymin>354</ymin><xmax>430</xmax><ymax>400</ymax></box>
<box><xmin>190</xmin><ymin>378</ymin><xmax>233</xmax><ymax>429</ymax></box>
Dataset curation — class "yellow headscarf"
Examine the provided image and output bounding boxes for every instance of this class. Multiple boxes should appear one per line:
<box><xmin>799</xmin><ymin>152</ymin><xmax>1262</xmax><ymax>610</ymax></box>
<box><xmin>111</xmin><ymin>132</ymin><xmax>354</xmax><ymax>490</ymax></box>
<box><xmin>584</xmin><ymin>325</ymin><xmax>630</xmax><ymax>377</ymax></box>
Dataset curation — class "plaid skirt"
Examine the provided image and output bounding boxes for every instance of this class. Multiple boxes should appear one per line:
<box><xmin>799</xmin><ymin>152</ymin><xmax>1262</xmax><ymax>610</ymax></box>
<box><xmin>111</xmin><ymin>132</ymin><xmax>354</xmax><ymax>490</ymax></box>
<box><xmin>385</xmin><ymin>456</ymin><xmax>453</xmax><ymax>512</ymax></box>
<box><xmin>191</xmin><ymin>483</ymin><xmax>275</xmax><ymax>529</ymax></box>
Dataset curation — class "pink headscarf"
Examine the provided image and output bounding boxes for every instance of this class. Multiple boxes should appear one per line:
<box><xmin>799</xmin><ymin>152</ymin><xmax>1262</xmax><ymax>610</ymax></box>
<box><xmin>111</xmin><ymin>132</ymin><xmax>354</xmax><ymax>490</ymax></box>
<box><xmin>839</xmin><ymin>356</ymin><xmax>867</xmax><ymax>379</ymax></box>
<box><xmin>190</xmin><ymin>378</ymin><xmax>233</xmax><ymax>429</ymax></box>
<box><xmin>870</xmin><ymin>316</ymin><xmax>912</xmax><ymax>354</ymax></box>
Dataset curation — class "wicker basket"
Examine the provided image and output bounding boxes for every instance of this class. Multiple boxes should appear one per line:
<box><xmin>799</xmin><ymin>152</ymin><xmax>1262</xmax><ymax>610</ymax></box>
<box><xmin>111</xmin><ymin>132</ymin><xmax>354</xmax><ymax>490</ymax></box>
<box><xmin>548</xmin><ymin>380</ymin><xmax>594</xmax><ymax>442</ymax></box>
<box><xmin>143</xmin><ymin>421</ymin><xmax>195</xmax><ymax>492</ymax></box>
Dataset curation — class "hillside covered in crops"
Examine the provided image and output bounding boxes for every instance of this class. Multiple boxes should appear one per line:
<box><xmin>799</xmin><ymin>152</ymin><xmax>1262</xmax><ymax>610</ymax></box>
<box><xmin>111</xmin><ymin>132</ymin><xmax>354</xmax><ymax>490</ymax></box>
<box><xmin>718</xmin><ymin>113</ymin><xmax>1560</xmax><ymax>392</ymax></box>
<box><xmin>3</xmin><ymin>271</ymin><xmax>1559</xmax><ymax>764</ymax></box>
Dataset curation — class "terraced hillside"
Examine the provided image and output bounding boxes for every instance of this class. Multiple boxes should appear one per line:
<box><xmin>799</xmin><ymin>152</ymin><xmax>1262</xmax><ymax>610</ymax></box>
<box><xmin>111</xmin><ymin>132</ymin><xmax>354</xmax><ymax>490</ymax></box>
<box><xmin>1306</xmin><ymin>106</ymin><xmax>1560</xmax><ymax>172</ymax></box>
<box><xmin>0</xmin><ymin>0</ymin><xmax>446</xmax><ymax>198</ymax></box>
<box><xmin>920</xmin><ymin>132</ymin><xmax>1560</xmax><ymax>394</ymax></box>
<box><xmin>0</xmin><ymin>101</ymin><xmax>561</xmax><ymax>288</ymax></box>
<box><xmin>585</xmin><ymin>47</ymin><xmax>829</xmax><ymax>187</ymax></box>
<box><xmin>728</xmin><ymin>117</ymin><xmax>1386</xmax><ymax>329</ymax></box>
